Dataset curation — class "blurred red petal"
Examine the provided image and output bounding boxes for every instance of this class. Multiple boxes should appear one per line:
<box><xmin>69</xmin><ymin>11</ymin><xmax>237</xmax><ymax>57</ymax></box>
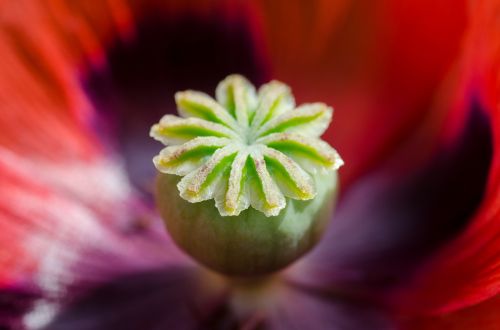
<box><xmin>251</xmin><ymin>0</ymin><xmax>468</xmax><ymax>185</ymax></box>
<box><xmin>0</xmin><ymin>147</ymin><xmax>192</xmax><ymax>328</ymax></box>
<box><xmin>0</xmin><ymin>0</ymin><xmax>189</xmax><ymax>310</ymax></box>
<box><xmin>0</xmin><ymin>0</ymin><xmax>132</xmax><ymax>158</ymax></box>
<box><xmin>401</xmin><ymin>295</ymin><xmax>500</xmax><ymax>330</ymax></box>
<box><xmin>395</xmin><ymin>0</ymin><xmax>500</xmax><ymax>318</ymax></box>
<box><xmin>0</xmin><ymin>0</ymin><xmax>122</xmax><ymax>282</ymax></box>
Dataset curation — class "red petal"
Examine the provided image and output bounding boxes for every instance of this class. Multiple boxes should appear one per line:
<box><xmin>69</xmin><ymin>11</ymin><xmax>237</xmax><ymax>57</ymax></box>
<box><xmin>249</xmin><ymin>0</ymin><xmax>468</xmax><ymax>185</ymax></box>
<box><xmin>400</xmin><ymin>295</ymin><xmax>500</xmax><ymax>330</ymax></box>
<box><xmin>0</xmin><ymin>0</ymin><xmax>190</xmax><ymax>291</ymax></box>
<box><xmin>395</xmin><ymin>0</ymin><xmax>500</xmax><ymax>317</ymax></box>
<box><xmin>0</xmin><ymin>0</ymin><xmax>133</xmax><ymax>159</ymax></box>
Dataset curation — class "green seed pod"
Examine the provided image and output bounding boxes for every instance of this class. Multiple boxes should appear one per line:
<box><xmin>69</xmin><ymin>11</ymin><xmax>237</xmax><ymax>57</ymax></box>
<box><xmin>156</xmin><ymin>170</ymin><xmax>339</xmax><ymax>276</ymax></box>
<box><xmin>151</xmin><ymin>75</ymin><xmax>343</xmax><ymax>276</ymax></box>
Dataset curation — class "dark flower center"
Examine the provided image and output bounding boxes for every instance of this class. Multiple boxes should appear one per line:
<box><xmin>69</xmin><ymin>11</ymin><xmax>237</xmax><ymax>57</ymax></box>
<box><xmin>84</xmin><ymin>11</ymin><xmax>270</xmax><ymax>194</ymax></box>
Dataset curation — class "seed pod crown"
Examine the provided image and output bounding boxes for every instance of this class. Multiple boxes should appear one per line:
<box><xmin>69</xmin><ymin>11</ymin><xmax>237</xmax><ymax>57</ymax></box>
<box><xmin>151</xmin><ymin>75</ymin><xmax>343</xmax><ymax>217</ymax></box>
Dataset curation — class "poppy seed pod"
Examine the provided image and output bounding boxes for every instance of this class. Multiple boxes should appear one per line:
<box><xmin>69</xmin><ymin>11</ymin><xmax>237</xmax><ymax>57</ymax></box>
<box><xmin>151</xmin><ymin>75</ymin><xmax>343</xmax><ymax>276</ymax></box>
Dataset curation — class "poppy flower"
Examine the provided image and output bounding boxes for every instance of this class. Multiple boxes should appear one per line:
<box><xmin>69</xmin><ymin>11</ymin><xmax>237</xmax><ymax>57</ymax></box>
<box><xmin>0</xmin><ymin>1</ymin><xmax>498</xmax><ymax>329</ymax></box>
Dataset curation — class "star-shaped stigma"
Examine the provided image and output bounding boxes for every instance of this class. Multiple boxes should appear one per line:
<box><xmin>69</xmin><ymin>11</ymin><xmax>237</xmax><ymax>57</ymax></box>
<box><xmin>150</xmin><ymin>75</ymin><xmax>343</xmax><ymax>217</ymax></box>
